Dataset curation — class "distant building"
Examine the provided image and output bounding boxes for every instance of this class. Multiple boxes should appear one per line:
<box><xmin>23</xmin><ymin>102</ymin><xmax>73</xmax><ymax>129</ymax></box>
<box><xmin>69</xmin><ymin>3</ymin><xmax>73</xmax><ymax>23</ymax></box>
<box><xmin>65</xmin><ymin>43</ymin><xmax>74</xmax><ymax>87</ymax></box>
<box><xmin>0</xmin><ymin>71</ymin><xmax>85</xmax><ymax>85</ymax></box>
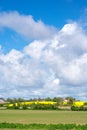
<box><xmin>0</xmin><ymin>98</ymin><xmax>5</xmax><ymax>104</ymax></box>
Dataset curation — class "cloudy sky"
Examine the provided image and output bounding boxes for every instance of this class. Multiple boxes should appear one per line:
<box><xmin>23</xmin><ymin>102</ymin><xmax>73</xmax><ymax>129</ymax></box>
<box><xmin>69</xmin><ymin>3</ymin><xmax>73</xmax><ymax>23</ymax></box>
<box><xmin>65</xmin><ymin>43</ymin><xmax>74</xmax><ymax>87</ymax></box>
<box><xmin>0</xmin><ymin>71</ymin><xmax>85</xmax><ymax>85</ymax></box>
<box><xmin>0</xmin><ymin>0</ymin><xmax>87</xmax><ymax>100</ymax></box>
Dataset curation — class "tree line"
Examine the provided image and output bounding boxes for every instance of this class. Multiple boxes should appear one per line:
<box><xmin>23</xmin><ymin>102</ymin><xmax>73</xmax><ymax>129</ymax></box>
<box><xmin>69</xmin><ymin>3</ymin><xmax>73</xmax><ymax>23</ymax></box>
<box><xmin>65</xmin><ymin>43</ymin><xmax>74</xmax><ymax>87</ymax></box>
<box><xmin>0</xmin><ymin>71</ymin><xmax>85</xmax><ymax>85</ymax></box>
<box><xmin>5</xmin><ymin>96</ymin><xmax>77</xmax><ymax>105</ymax></box>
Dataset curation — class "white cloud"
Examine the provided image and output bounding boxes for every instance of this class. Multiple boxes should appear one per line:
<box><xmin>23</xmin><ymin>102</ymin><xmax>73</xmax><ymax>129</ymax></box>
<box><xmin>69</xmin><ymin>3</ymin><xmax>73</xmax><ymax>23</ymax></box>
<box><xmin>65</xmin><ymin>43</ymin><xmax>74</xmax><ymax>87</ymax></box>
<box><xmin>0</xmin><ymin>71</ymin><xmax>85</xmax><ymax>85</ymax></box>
<box><xmin>60</xmin><ymin>54</ymin><xmax>87</xmax><ymax>85</ymax></box>
<box><xmin>0</xmin><ymin>11</ymin><xmax>57</xmax><ymax>39</ymax></box>
<box><xmin>23</xmin><ymin>40</ymin><xmax>48</xmax><ymax>59</ymax></box>
<box><xmin>0</xmin><ymin>20</ymin><xmax>87</xmax><ymax>100</ymax></box>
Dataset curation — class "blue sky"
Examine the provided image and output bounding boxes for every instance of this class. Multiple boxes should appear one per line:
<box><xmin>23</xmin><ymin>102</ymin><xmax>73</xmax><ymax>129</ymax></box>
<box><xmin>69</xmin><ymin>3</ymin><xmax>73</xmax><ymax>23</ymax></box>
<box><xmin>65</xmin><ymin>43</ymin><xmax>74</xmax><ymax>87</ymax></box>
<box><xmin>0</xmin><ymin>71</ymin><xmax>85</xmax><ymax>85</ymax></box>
<box><xmin>0</xmin><ymin>0</ymin><xmax>87</xmax><ymax>52</ymax></box>
<box><xmin>0</xmin><ymin>0</ymin><xmax>86</xmax><ymax>23</ymax></box>
<box><xmin>0</xmin><ymin>0</ymin><xmax>87</xmax><ymax>100</ymax></box>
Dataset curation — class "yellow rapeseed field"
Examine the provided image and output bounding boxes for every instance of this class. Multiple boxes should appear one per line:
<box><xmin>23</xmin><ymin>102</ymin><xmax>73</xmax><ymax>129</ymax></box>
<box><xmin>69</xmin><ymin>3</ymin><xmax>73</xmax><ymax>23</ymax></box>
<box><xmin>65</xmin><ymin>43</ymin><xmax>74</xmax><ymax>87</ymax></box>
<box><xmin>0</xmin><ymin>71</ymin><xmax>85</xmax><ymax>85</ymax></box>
<box><xmin>73</xmin><ymin>101</ymin><xmax>85</xmax><ymax>107</ymax></box>
<box><xmin>8</xmin><ymin>101</ymin><xmax>56</xmax><ymax>107</ymax></box>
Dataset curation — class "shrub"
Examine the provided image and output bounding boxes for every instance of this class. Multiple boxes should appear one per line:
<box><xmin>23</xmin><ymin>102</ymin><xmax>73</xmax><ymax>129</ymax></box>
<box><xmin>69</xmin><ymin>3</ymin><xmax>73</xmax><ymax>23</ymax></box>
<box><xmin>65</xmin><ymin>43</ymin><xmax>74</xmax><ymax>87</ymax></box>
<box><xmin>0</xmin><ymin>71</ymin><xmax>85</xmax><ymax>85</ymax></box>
<box><xmin>71</xmin><ymin>105</ymin><xmax>87</xmax><ymax>111</ymax></box>
<box><xmin>30</xmin><ymin>103</ymin><xmax>58</xmax><ymax>110</ymax></box>
<box><xmin>22</xmin><ymin>104</ymin><xmax>28</xmax><ymax>110</ymax></box>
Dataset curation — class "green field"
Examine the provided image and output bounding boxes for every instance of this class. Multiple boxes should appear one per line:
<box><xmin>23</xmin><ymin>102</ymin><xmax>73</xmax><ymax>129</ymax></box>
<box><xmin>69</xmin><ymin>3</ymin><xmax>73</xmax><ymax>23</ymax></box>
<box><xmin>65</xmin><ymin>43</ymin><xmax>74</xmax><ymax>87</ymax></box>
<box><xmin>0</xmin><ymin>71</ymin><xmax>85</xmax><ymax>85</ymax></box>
<box><xmin>0</xmin><ymin>110</ymin><xmax>87</xmax><ymax>124</ymax></box>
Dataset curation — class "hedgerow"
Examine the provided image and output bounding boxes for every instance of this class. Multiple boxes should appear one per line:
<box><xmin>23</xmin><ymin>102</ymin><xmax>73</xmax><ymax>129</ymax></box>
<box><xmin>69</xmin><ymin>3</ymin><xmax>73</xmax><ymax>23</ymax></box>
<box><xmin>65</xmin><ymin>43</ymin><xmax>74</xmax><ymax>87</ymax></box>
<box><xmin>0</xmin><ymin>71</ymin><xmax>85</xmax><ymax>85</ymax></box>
<box><xmin>7</xmin><ymin>102</ymin><xmax>59</xmax><ymax>110</ymax></box>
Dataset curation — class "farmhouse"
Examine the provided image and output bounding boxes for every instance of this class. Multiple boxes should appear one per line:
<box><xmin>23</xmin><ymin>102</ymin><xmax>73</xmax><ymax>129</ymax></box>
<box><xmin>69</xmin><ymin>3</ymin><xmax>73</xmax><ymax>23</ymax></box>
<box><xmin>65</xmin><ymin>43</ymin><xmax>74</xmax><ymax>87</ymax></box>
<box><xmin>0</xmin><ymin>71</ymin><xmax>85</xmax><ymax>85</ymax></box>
<box><xmin>0</xmin><ymin>98</ymin><xmax>5</xmax><ymax>104</ymax></box>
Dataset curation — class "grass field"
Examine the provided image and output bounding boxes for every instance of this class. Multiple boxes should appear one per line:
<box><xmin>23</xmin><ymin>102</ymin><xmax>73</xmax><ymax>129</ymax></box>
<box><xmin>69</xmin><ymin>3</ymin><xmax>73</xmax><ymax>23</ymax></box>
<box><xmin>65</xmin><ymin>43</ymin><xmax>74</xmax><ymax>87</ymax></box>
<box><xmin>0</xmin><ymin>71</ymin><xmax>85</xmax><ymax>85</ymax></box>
<box><xmin>0</xmin><ymin>110</ymin><xmax>87</xmax><ymax>124</ymax></box>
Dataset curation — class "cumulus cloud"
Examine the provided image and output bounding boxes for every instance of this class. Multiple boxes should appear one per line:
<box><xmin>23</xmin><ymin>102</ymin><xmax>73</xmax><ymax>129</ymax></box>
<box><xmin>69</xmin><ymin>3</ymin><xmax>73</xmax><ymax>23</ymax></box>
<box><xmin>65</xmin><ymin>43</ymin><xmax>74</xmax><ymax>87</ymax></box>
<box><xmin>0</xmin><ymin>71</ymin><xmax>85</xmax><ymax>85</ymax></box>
<box><xmin>0</xmin><ymin>11</ymin><xmax>57</xmax><ymax>39</ymax></box>
<box><xmin>0</xmin><ymin>20</ymin><xmax>87</xmax><ymax>100</ymax></box>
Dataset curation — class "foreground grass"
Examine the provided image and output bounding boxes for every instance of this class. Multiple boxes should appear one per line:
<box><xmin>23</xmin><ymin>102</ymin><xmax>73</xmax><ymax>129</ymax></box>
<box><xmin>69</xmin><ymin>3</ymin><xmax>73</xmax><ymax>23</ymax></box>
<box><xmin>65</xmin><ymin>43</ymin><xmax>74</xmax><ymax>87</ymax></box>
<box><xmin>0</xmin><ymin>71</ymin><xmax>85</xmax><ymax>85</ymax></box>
<box><xmin>0</xmin><ymin>110</ymin><xmax>87</xmax><ymax>124</ymax></box>
<box><xmin>0</xmin><ymin>123</ymin><xmax>87</xmax><ymax>130</ymax></box>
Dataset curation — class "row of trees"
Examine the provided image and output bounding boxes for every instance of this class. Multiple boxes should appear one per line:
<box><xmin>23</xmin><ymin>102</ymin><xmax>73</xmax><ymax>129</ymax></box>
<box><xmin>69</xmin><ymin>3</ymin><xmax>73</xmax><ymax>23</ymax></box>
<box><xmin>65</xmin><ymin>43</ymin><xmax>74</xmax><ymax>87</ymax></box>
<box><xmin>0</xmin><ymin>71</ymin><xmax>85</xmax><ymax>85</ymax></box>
<box><xmin>1</xmin><ymin>97</ymin><xmax>87</xmax><ymax>111</ymax></box>
<box><xmin>5</xmin><ymin>96</ymin><xmax>77</xmax><ymax>105</ymax></box>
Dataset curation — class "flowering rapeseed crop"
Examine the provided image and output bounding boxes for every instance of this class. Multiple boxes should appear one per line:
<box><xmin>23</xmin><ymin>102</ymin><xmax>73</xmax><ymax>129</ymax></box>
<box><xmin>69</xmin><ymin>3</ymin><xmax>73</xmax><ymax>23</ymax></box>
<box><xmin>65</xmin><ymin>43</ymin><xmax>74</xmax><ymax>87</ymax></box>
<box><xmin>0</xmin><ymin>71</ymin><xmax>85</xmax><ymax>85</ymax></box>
<box><xmin>7</xmin><ymin>101</ymin><xmax>56</xmax><ymax>108</ymax></box>
<box><xmin>73</xmin><ymin>101</ymin><xmax>85</xmax><ymax>107</ymax></box>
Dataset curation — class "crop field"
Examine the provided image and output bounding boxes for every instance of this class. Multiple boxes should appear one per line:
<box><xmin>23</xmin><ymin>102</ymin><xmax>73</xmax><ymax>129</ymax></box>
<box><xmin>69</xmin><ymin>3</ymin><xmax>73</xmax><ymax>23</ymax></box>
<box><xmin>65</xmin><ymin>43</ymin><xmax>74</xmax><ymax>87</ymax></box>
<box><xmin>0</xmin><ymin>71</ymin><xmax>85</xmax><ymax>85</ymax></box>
<box><xmin>0</xmin><ymin>110</ymin><xmax>87</xmax><ymax>129</ymax></box>
<box><xmin>0</xmin><ymin>110</ymin><xmax>87</xmax><ymax>130</ymax></box>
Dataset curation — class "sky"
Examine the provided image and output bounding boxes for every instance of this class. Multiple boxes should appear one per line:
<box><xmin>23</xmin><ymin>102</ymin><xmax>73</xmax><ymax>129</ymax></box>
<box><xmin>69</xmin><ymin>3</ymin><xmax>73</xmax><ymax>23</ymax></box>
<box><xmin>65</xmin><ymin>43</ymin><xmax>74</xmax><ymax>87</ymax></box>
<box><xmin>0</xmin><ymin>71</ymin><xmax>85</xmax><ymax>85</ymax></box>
<box><xmin>0</xmin><ymin>0</ymin><xmax>87</xmax><ymax>100</ymax></box>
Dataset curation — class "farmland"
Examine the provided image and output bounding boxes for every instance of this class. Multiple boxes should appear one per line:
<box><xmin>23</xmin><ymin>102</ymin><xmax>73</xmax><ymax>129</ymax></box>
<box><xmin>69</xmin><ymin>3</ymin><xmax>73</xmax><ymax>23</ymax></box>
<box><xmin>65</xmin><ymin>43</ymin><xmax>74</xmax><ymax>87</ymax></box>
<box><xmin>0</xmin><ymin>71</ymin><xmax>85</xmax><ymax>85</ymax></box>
<box><xmin>0</xmin><ymin>110</ymin><xmax>87</xmax><ymax>129</ymax></box>
<box><xmin>0</xmin><ymin>99</ymin><xmax>87</xmax><ymax>129</ymax></box>
<box><xmin>0</xmin><ymin>110</ymin><xmax>87</xmax><ymax>124</ymax></box>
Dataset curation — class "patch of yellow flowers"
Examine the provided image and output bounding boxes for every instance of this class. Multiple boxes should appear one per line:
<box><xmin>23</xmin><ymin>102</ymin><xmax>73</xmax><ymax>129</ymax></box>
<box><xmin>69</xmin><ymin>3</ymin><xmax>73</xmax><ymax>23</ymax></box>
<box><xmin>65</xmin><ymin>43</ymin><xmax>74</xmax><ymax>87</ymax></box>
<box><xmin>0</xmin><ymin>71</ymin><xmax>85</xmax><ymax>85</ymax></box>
<box><xmin>73</xmin><ymin>101</ymin><xmax>85</xmax><ymax>107</ymax></box>
<box><xmin>8</xmin><ymin>101</ymin><xmax>56</xmax><ymax>107</ymax></box>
